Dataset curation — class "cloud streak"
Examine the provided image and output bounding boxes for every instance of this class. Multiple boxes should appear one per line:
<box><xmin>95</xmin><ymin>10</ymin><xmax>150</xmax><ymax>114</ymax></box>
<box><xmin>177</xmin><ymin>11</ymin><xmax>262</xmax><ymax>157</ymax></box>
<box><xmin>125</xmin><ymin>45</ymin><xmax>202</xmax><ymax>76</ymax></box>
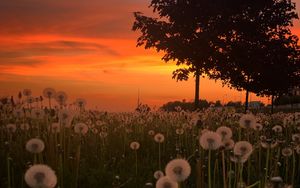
<box><xmin>0</xmin><ymin>0</ymin><xmax>148</xmax><ymax>39</ymax></box>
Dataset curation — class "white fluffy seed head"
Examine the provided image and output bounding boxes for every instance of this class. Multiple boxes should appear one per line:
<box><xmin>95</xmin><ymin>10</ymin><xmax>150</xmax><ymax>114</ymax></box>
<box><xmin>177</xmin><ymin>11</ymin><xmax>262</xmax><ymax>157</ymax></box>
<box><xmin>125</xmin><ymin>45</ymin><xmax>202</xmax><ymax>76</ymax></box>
<box><xmin>165</xmin><ymin>159</ymin><xmax>191</xmax><ymax>182</ymax></box>
<box><xmin>154</xmin><ymin>133</ymin><xmax>165</xmax><ymax>143</ymax></box>
<box><xmin>253</xmin><ymin>123</ymin><xmax>263</xmax><ymax>131</ymax></box>
<box><xmin>222</xmin><ymin>138</ymin><xmax>235</xmax><ymax>150</ymax></box>
<box><xmin>272</xmin><ymin>125</ymin><xmax>283</xmax><ymax>133</ymax></box>
<box><xmin>43</xmin><ymin>88</ymin><xmax>56</xmax><ymax>99</ymax></box>
<box><xmin>156</xmin><ymin>176</ymin><xmax>178</xmax><ymax>188</ymax></box>
<box><xmin>175</xmin><ymin>128</ymin><xmax>184</xmax><ymax>135</ymax></box>
<box><xmin>281</xmin><ymin>147</ymin><xmax>293</xmax><ymax>157</ymax></box>
<box><xmin>239</xmin><ymin>114</ymin><xmax>256</xmax><ymax>129</ymax></box>
<box><xmin>26</xmin><ymin>138</ymin><xmax>45</xmax><ymax>154</ymax></box>
<box><xmin>154</xmin><ymin>170</ymin><xmax>164</xmax><ymax>179</ymax></box>
<box><xmin>24</xmin><ymin>164</ymin><xmax>57</xmax><ymax>188</ymax></box>
<box><xmin>49</xmin><ymin>123</ymin><xmax>60</xmax><ymax>133</ymax></box>
<box><xmin>148</xmin><ymin>130</ymin><xmax>155</xmax><ymax>136</ymax></box>
<box><xmin>199</xmin><ymin>131</ymin><xmax>222</xmax><ymax>150</ymax></box>
<box><xmin>74</xmin><ymin>123</ymin><xmax>89</xmax><ymax>135</ymax></box>
<box><xmin>6</xmin><ymin>123</ymin><xmax>17</xmax><ymax>133</ymax></box>
<box><xmin>292</xmin><ymin>134</ymin><xmax>300</xmax><ymax>143</ymax></box>
<box><xmin>216</xmin><ymin>126</ymin><xmax>232</xmax><ymax>140</ymax></box>
<box><xmin>20</xmin><ymin>123</ymin><xmax>30</xmax><ymax>131</ymax></box>
<box><xmin>233</xmin><ymin>141</ymin><xmax>253</xmax><ymax>158</ymax></box>
<box><xmin>31</xmin><ymin>109</ymin><xmax>45</xmax><ymax>119</ymax></box>
<box><xmin>130</xmin><ymin>141</ymin><xmax>140</xmax><ymax>150</ymax></box>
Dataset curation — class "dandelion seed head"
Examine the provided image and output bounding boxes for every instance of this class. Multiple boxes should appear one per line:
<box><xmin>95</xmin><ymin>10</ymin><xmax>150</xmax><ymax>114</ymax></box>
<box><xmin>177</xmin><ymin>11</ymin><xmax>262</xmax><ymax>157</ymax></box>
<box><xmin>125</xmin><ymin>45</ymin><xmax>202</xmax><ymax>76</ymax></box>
<box><xmin>234</xmin><ymin>141</ymin><xmax>253</xmax><ymax>158</ymax></box>
<box><xmin>281</xmin><ymin>147</ymin><xmax>293</xmax><ymax>157</ymax></box>
<box><xmin>266</xmin><ymin>176</ymin><xmax>284</xmax><ymax>188</ymax></box>
<box><xmin>43</xmin><ymin>88</ymin><xmax>56</xmax><ymax>99</ymax></box>
<box><xmin>165</xmin><ymin>158</ymin><xmax>191</xmax><ymax>182</ymax></box>
<box><xmin>239</xmin><ymin>114</ymin><xmax>256</xmax><ymax>129</ymax></box>
<box><xmin>148</xmin><ymin>130</ymin><xmax>155</xmax><ymax>136</ymax></box>
<box><xmin>26</xmin><ymin>138</ymin><xmax>45</xmax><ymax>154</ymax></box>
<box><xmin>295</xmin><ymin>145</ymin><xmax>300</xmax><ymax>154</ymax></box>
<box><xmin>156</xmin><ymin>176</ymin><xmax>178</xmax><ymax>188</ymax></box>
<box><xmin>55</xmin><ymin>91</ymin><xmax>67</xmax><ymax>105</ymax></box>
<box><xmin>199</xmin><ymin>131</ymin><xmax>222</xmax><ymax>150</ymax></box>
<box><xmin>49</xmin><ymin>123</ymin><xmax>60</xmax><ymax>133</ymax></box>
<box><xmin>292</xmin><ymin>134</ymin><xmax>300</xmax><ymax>143</ymax></box>
<box><xmin>222</xmin><ymin>138</ymin><xmax>235</xmax><ymax>150</ymax></box>
<box><xmin>130</xmin><ymin>141</ymin><xmax>140</xmax><ymax>150</ymax></box>
<box><xmin>216</xmin><ymin>126</ymin><xmax>232</xmax><ymax>140</ymax></box>
<box><xmin>27</xmin><ymin>96</ymin><xmax>35</xmax><ymax>104</ymax></box>
<box><xmin>154</xmin><ymin>170</ymin><xmax>164</xmax><ymax>179</ymax></box>
<box><xmin>253</xmin><ymin>123</ymin><xmax>263</xmax><ymax>131</ymax></box>
<box><xmin>24</xmin><ymin>164</ymin><xmax>57</xmax><ymax>188</ymax></box>
<box><xmin>272</xmin><ymin>125</ymin><xmax>283</xmax><ymax>133</ymax></box>
<box><xmin>23</xmin><ymin>89</ymin><xmax>32</xmax><ymax>97</ymax></box>
<box><xmin>99</xmin><ymin>131</ymin><xmax>108</xmax><ymax>138</ymax></box>
<box><xmin>13</xmin><ymin>109</ymin><xmax>24</xmax><ymax>118</ymax></box>
<box><xmin>6</xmin><ymin>123</ymin><xmax>16</xmax><ymax>133</ymax></box>
<box><xmin>31</xmin><ymin>109</ymin><xmax>45</xmax><ymax>119</ymax></box>
<box><xmin>75</xmin><ymin>98</ymin><xmax>86</xmax><ymax>108</ymax></box>
<box><xmin>20</xmin><ymin>123</ymin><xmax>30</xmax><ymax>131</ymax></box>
<box><xmin>154</xmin><ymin>133</ymin><xmax>165</xmax><ymax>143</ymax></box>
<box><xmin>74</xmin><ymin>123</ymin><xmax>89</xmax><ymax>135</ymax></box>
<box><xmin>175</xmin><ymin>128</ymin><xmax>184</xmax><ymax>135</ymax></box>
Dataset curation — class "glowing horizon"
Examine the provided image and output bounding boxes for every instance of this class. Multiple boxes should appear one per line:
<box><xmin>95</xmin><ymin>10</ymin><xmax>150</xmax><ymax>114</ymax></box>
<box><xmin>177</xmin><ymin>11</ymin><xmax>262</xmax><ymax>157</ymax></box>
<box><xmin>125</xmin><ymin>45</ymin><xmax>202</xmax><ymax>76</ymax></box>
<box><xmin>0</xmin><ymin>0</ymin><xmax>299</xmax><ymax>111</ymax></box>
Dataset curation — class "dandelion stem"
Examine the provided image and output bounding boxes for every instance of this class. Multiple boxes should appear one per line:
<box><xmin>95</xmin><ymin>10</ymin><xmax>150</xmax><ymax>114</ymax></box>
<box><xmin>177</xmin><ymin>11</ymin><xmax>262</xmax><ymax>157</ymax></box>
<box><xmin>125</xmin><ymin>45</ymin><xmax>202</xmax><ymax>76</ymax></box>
<box><xmin>158</xmin><ymin>143</ymin><xmax>161</xmax><ymax>170</ymax></box>
<box><xmin>135</xmin><ymin>150</ymin><xmax>138</xmax><ymax>187</ymax></box>
<box><xmin>7</xmin><ymin>156</ymin><xmax>11</xmax><ymax>188</ymax></box>
<box><xmin>247</xmin><ymin>156</ymin><xmax>251</xmax><ymax>184</ymax></box>
<box><xmin>213</xmin><ymin>158</ymin><xmax>217</xmax><ymax>188</ymax></box>
<box><xmin>292</xmin><ymin>153</ymin><xmax>295</xmax><ymax>186</ymax></box>
<box><xmin>34</xmin><ymin>154</ymin><xmax>37</xmax><ymax>164</ymax></box>
<box><xmin>264</xmin><ymin>148</ymin><xmax>270</xmax><ymax>187</ymax></box>
<box><xmin>239</xmin><ymin>163</ymin><xmax>244</xmax><ymax>185</ymax></box>
<box><xmin>228</xmin><ymin>161</ymin><xmax>232</xmax><ymax>188</ymax></box>
<box><xmin>208</xmin><ymin>150</ymin><xmax>212</xmax><ymax>188</ymax></box>
<box><xmin>285</xmin><ymin>157</ymin><xmax>288</xmax><ymax>183</ymax></box>
<box><xmin>222</xmin><ymin>151</ymin><xmax>227</xmax><ymax>188</ymax></box>
<box><xmin>75</xmin><ymin>138</ymin><xmax>81</xmax><ymax>188</ymax></box>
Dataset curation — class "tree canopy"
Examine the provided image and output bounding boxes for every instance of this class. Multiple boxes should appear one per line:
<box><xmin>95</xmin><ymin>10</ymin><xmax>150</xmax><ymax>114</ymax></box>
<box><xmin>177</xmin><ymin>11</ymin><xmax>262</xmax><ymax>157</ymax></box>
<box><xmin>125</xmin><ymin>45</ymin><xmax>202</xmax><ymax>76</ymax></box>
<box><xmin>133</xmin><ymin>0</ymin><xmax>300</xmax><ymax>111</ymax></box>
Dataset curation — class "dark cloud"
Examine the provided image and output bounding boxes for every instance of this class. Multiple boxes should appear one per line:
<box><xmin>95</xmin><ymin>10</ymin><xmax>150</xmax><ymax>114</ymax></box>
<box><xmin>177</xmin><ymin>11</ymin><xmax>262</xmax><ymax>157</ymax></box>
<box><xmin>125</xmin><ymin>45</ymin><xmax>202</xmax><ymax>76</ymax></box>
<box><xmin>0</xmin><ymin>40</ymin><xmax>120</xmax><ymax>59</ymax></box>
<box><xmin>0</xmin><ymin>0</ymin><xmax>149</xmax><ymax>38</ymax></box>
<box><xmin>0</xmin><ymin>59</ymin><xmax>42</xmax><ymax>66</ymax></box>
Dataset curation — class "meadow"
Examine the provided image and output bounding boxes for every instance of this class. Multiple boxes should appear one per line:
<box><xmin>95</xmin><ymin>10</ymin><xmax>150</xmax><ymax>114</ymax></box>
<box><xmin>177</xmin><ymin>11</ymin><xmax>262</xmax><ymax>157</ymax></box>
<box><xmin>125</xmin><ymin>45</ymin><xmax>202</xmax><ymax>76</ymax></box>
<box><xmin>0</xmin><ymin>89</ymin><xmax>299</xmax><ymax>188</ymax></box>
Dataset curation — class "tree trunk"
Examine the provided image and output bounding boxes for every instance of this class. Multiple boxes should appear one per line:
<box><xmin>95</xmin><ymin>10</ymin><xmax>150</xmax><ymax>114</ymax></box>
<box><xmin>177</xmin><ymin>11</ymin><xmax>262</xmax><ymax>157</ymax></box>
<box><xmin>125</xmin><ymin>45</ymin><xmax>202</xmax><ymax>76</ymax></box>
<box><xmin>194</xmin><ymin>68</ymin><xmax>200</xmax><ymax>110</ymax></box>
<box><xmin>244</xmin><ymin>90</ymin><xmax>249</xmax><ymax>113</ymax></box>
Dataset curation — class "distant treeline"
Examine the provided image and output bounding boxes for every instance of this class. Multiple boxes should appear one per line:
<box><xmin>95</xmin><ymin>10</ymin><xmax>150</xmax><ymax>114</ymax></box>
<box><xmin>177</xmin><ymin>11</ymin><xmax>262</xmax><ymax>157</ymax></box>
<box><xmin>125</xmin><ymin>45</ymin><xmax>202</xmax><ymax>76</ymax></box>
<box><xmin>160</xmin><ymin>95</ymin><xmax>300</xmax><ymax>112</ymax></box>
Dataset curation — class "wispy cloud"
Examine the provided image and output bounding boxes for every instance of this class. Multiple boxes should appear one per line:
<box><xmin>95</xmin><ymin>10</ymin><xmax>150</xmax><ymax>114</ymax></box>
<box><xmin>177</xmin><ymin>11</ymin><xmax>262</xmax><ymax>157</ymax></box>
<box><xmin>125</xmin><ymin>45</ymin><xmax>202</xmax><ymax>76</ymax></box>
<box><xmin>0</xmin><ymin>40</ymin><xmax>119</xmax><ymax>59</ymax></box>
<box><xmin>0</xmin><ymin>0</ymin><xmax>148</xmax><ymax>39</ymax></box>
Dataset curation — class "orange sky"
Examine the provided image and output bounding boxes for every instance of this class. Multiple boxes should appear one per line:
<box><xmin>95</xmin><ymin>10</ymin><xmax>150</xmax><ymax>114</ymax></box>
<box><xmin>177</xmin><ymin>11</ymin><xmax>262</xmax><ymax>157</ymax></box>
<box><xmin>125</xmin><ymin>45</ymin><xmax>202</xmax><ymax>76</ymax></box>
<box><xmin>0</xmin><ymin>0</ymin><xmax>299</xmax><ymax>111</ymax></box>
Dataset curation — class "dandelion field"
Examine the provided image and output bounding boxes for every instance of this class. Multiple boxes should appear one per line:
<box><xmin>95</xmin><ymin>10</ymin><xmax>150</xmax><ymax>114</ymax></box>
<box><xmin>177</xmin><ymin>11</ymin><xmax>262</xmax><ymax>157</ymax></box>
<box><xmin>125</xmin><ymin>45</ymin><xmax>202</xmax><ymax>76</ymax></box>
<box><xmin>1</xmin><ymin>89</ymin><xmax>300</xmax><ymax>188</ymax></box>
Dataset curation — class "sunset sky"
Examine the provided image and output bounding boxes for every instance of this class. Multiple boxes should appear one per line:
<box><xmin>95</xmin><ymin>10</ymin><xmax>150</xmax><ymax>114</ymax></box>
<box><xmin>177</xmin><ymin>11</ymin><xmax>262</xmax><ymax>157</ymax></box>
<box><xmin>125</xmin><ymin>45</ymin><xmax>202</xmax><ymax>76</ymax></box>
<box><xmin>0</xmin><ymin>0</ymin><xmax>299</xmax><ymax>111</ymax></box>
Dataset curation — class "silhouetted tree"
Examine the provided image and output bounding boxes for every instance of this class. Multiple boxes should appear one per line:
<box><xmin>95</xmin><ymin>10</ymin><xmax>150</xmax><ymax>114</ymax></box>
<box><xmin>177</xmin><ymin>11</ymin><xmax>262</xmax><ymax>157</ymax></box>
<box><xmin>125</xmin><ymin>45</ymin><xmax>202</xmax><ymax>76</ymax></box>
<box><xmin>208</xmin><ymin>0</ymin><xmax>299</xmax><ymax>113</ymax></box>
<box><xmin>160</xmin><ymin>99</ymin><xmax>209</xmax><ymax>112</ymax></box>
<box><xmin>214</xmin><ymin>100</ymin><xmax>222</xmax><ymax>107</ymax></box>
<box><xmin>225</xmin><ymin>101</ymin><xmax>243</xmax><ymax>108</ymax></box>
<box><xmin>132</xmin><ymin>0</ymin><xmax>227</xmax><ymax>110</ymax></box>
<box><xmin>133</xmin><ymin>0</ymin><xmax>299</xmax><ymax>113</ymax></box>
